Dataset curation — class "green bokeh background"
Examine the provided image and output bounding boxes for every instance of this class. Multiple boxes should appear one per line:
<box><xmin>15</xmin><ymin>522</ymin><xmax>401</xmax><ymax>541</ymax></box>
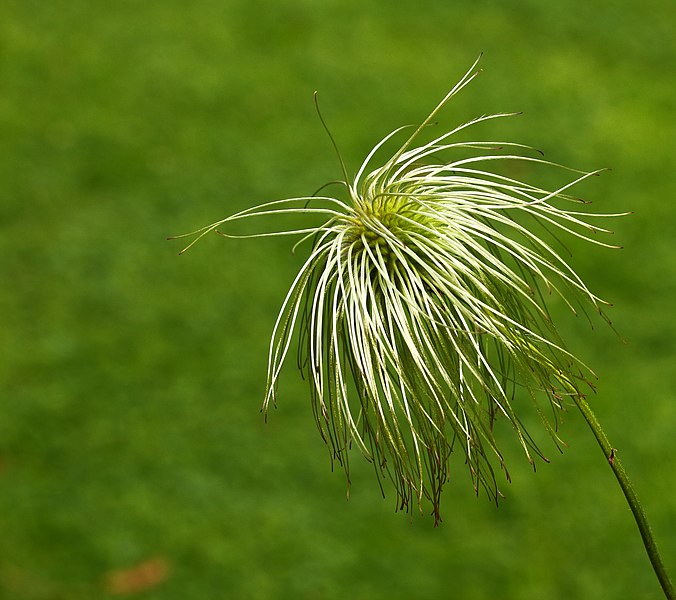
<box><xmin>1</xmin><ymin>1</ymin><xmax>674</xmax><ymax>598</ymax></box>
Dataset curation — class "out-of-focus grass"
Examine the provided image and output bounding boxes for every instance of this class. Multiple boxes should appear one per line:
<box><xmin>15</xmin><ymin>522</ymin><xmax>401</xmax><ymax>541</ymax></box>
<box><xmin>0</xmin><ymin>0</ymin><xmax>674</xmax><ymax>598</ymax></box>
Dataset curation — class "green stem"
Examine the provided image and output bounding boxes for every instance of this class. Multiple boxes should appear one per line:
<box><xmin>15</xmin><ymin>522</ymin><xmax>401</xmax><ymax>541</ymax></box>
<box><xmin>573</xmin><ymin>395</ymin><xmax>674</xmax><ymax>599</ymax></box>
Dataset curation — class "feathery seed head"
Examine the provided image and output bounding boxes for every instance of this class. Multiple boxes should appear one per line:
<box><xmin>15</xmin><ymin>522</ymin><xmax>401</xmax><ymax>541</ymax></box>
<box><xmin>172</xmin><ymin>57</ymin><xmax>623</xmax><ymax>524</ymax></box>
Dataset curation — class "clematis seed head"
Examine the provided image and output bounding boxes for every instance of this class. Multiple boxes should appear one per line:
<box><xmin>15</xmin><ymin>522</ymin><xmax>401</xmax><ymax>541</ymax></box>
<box><xmin>172</xmin><ymin>57</ymin><xmax>625</xmax><ymax>523</ymax></box>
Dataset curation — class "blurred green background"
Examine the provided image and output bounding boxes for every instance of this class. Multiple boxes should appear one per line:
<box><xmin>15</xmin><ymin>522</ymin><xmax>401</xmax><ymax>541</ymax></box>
<box><xmin>1</xmin><ymin>0</ymin><xmax>674</xmax><ymax>598</ymax></box>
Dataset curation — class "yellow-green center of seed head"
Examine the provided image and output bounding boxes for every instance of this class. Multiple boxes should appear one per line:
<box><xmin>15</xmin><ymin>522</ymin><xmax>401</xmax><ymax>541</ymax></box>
<box><xmin>344</xmin><ymin>194</ymin><xmax>437</xmax><ymax>266</ymax></box>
